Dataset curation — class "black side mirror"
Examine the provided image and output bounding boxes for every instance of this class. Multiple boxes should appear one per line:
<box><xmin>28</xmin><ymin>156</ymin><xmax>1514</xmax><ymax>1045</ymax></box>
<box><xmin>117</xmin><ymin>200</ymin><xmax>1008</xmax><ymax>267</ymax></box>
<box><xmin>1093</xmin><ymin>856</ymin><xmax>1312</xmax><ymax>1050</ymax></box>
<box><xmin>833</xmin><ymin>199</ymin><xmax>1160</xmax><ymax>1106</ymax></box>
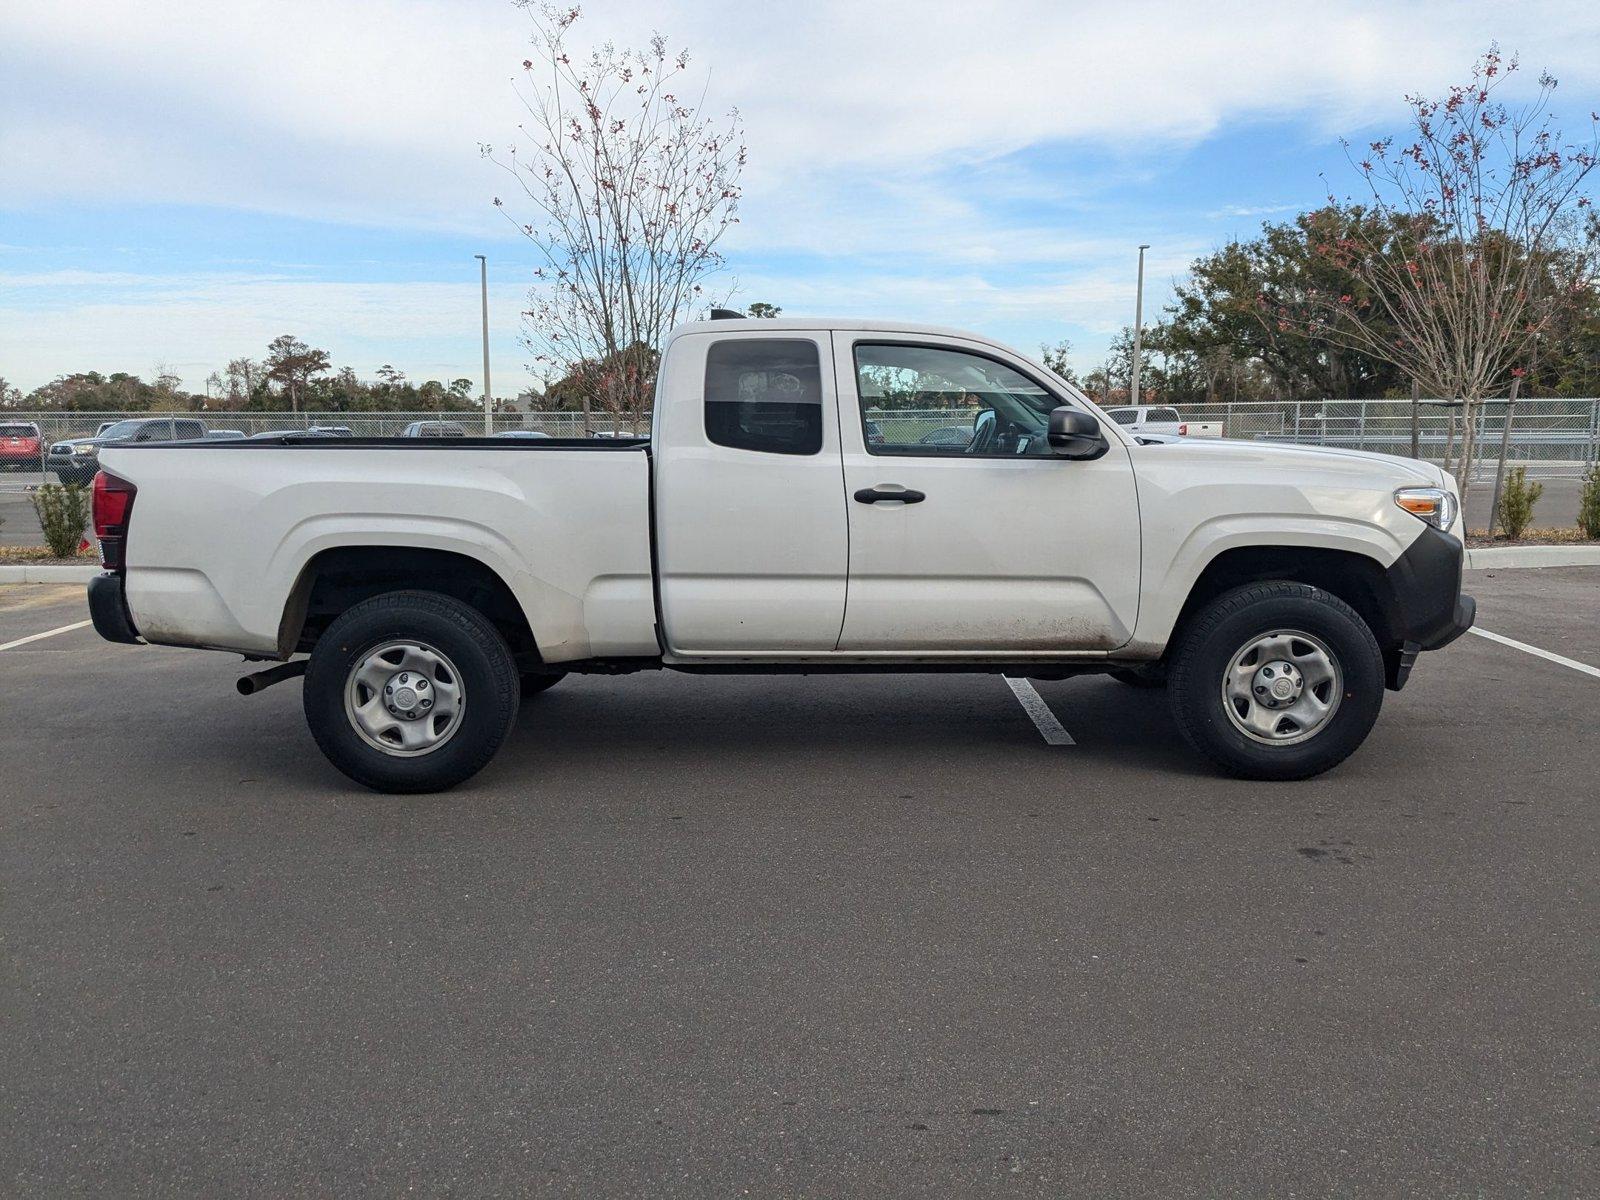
<box><xmin>1048</xmin><ymin>407</ymin><xmax>1109</xmax><ymax>460</ymax></box>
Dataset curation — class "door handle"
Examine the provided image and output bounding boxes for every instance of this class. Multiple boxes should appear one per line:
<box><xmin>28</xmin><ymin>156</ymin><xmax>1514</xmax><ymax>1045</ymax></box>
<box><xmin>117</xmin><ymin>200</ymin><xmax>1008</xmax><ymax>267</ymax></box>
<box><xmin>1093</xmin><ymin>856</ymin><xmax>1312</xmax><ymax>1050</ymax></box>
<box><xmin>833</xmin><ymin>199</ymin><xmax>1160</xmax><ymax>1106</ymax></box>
<box><xmin>853</xmin><ymin>485</ymin><xmax>926</xmax><ymax>504</ymax></box>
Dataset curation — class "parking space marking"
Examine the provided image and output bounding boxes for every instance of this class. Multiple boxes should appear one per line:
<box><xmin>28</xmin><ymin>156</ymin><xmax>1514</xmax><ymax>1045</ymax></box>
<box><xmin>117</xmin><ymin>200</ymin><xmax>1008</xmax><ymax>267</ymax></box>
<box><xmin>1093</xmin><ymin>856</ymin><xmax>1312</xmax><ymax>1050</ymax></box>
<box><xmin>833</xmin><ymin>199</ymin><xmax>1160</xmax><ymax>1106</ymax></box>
<box><xmin>0</xmin><ymin>619</ymin><xmax>92</xmax><ymax>652</ymax></box>
<box><xmin>1004</xmin><ymin>677</ymin><xmax>1076</xmax><ymax>745</ymax></box>
<box><xmin>1468</xmin><ymin>627</ymin><xmax>1600</xmax><ymax>680</ymax></box>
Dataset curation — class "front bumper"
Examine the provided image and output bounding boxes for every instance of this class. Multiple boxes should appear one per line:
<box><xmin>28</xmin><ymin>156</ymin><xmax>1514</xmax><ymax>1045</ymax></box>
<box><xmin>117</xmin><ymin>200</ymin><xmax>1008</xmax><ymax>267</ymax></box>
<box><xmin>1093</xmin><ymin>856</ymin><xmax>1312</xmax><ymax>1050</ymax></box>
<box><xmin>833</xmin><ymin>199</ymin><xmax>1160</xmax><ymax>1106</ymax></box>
<box><xmin>1383</xmin><ymin>525</ymin><xmax>1475</xmax><ymax>689</ymax></box>
<box><xmin>1387</xmin><ymin>525</ymin><xmax>1475</xmax><ymax>649</ymax></box>
<box><xmin>87</xmin><ymin>573</ymin><xmax>142</xmax><ymax>644</ymax></box>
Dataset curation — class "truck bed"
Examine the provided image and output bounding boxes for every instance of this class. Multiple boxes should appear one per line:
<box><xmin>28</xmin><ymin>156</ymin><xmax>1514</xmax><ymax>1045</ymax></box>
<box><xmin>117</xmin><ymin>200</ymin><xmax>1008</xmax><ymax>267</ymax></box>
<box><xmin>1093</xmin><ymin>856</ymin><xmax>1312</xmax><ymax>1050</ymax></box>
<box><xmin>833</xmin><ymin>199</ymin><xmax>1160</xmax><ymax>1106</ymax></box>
<box><xmin>101</xmin><ymin>439</ymin><xmax>659</xmax><ymax>663</ymax></box>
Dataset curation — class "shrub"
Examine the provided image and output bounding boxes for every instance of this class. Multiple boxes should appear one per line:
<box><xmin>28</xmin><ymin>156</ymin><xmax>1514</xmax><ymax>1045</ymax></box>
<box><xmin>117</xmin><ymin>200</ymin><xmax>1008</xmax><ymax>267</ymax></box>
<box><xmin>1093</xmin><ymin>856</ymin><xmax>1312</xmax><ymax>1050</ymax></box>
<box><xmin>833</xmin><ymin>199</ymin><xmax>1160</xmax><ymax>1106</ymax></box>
<box><xmin>30</xmin><ymin>483</ymin><xmax>92</xmax><ymax>559</ymax></box>
<box><xmin>1579</xmin><ymin>461</ymin><xmax>1600</xmax><ymax>540</ymax></box>
<box><xmin>1495</xmin><ymin>466</ymin><xmax>1543</xmax><ymax>541</ymax></box>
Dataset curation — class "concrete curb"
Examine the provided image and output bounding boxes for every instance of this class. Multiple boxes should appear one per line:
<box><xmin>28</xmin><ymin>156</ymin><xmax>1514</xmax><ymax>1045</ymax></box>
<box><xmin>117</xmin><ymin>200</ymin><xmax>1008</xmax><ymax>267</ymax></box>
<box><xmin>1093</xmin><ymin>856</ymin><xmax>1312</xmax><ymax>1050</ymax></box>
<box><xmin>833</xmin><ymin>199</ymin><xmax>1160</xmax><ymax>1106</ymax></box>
<box><xmin>1466</xmin><ymin>545</ymin><xmax>1600</xmax><ymax>570</ymax></box>
<box><xmin>0</xmin><ymin>565</ymin><xmax>99</xmax><ymax>584</ymax></box>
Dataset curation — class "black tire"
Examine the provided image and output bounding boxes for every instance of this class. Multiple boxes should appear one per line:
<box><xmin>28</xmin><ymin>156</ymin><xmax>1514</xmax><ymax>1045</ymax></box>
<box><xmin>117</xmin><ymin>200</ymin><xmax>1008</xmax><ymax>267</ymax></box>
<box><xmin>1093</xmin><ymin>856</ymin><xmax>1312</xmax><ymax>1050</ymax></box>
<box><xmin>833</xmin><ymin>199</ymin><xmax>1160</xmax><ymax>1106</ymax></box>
<box><xmin>520</xmin><ymin>670</ymin><xmax>568</xmax><ymax>699</ymax></box>
<box><xmin>303</xmin><ymin>590</ymin><xmax>520</xmax><ymax>793</ymax></box>
<box><xmin>1168</xmin><ymin>582</ymin><xmax>1384</xmax><ymax>781</ymax></box>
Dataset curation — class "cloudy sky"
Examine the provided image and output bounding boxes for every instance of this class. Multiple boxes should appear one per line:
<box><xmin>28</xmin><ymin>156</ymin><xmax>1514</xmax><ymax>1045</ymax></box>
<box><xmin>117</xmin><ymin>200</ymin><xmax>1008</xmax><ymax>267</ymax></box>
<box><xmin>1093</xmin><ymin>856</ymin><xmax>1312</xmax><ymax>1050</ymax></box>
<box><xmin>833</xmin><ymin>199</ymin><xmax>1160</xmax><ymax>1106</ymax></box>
<box><xmin>4</xmin><ymin>0</ymin><xmax>1600</xmax><ymax>395</ymax></box>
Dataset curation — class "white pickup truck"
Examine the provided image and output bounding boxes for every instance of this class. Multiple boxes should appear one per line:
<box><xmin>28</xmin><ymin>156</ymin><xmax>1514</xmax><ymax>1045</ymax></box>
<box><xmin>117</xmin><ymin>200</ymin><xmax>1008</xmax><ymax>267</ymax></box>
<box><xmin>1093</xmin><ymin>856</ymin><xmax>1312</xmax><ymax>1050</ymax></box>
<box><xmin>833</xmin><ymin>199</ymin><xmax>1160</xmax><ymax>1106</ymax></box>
<box><xmin>86</xmin><ymin>317</ymin><xmax>1473</xmax><ymax>793</ymax></box>
<box><xmin>1102</xmin><ymin>405</ymin><xmax>1224</xmax><ymax>439</ymax></box>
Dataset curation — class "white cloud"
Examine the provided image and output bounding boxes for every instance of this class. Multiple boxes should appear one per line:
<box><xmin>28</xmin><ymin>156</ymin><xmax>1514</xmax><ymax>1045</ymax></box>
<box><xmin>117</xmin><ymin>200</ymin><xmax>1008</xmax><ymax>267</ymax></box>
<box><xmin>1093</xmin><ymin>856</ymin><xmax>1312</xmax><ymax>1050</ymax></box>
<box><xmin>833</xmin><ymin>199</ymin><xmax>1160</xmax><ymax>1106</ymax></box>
<box><xmin>5</xmin><ymin>0</ymin><xmax>1599</xmax><ymax>232</ymax></box>
<box><xmin>4</xmin><ymin>0</ymin><xmax>1600</xmax><ymax>388</ymax></box>
<box><xmin>1207</xmin><ymin>203</ymin><xmax>1302</xmax><ymax>220</ymax></box>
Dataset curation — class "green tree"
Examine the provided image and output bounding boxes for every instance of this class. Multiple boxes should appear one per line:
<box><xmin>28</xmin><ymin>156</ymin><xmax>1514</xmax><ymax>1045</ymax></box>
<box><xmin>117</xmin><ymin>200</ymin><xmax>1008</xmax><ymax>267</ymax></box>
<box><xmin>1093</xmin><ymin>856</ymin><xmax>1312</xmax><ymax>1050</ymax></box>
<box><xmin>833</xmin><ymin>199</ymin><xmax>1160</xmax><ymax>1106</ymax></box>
<box><xmin>1165</xmin><ymin>207</ymin><xmax>1406</xmax><ymax>400</ymax></box>
<box><xmin>746</xmin><ymin>302</ymin><xmax>782</xmax><ymax>319</ymax></box>
<box><xmin>1495</xmin><ymin>467</ymin><xmax>1544</xmax><ymax>539</ymax></box>
<box><xmin>1576</xmin><ymin>462</ymin><xmax>1600</xmax><ymax>539</ymax></box>
<box><xmin>23</xmin><ymin>371</ymin><xmax>198</xmax><ymax>412</ymax></box>
<box><xmin>1038</xmin><ymin>340</ymin><xmax>1079</xmax><ymax>386</ymax></box>
<box><xmin>264</xmin><ymin>335</ymin><xmax>332</xmax><ymax>414</ymax></box>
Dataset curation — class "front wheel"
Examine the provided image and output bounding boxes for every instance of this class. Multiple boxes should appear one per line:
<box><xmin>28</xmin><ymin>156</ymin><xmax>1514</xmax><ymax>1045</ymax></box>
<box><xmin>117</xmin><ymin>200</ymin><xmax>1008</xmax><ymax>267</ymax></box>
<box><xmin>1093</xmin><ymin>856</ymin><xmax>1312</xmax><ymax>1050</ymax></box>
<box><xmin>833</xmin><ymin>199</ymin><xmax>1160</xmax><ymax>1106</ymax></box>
<box><xmin>303</xmin><ymin>591</ymin><xmax>520</xmax><ymax>793</ymax></box>
<box><xmin>1168</xmin><ymin>582</ymin><xmax>1384</xmax><ymax>781</ymax></box>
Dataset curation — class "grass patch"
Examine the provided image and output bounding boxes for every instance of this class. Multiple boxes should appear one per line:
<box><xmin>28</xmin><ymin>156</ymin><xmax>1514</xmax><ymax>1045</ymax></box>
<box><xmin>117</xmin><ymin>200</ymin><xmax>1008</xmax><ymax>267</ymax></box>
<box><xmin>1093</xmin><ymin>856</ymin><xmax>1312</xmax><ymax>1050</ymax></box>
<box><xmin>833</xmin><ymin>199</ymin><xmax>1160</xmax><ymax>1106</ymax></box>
<box><xmin>1465</xmin><ymin>527</ymin><xmax>1600</xmax><ymax>548</ymax></box>
<box><xmin>0</xmin><ymin>544</ymin><xmax>98</xmax><ymax>565</ymax></box>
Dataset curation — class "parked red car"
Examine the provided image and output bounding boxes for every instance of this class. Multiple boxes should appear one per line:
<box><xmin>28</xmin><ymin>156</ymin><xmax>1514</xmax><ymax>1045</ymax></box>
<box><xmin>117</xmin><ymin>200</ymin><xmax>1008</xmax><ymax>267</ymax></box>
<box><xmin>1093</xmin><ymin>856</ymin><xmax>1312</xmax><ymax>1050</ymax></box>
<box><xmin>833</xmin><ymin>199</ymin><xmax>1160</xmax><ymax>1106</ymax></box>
<box><xmin>0</xmin><ymin>421</ymin><xmax>42</xmax><ymax>470</ymax></box>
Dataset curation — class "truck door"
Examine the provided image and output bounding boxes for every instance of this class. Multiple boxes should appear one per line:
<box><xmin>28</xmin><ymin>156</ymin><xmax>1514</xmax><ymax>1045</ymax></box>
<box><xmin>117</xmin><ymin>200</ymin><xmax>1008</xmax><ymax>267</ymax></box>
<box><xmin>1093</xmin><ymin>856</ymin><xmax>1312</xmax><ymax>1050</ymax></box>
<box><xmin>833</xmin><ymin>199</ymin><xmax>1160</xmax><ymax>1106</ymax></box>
<box><xmin>835</xmin><ymin>336</ymin><xmax>1141</xmax><ymax>653</ymax></box>
<box><xmin>654</xmin><ymin>331</ymin><xmax>849</xmax><ymax>653</ymax></box>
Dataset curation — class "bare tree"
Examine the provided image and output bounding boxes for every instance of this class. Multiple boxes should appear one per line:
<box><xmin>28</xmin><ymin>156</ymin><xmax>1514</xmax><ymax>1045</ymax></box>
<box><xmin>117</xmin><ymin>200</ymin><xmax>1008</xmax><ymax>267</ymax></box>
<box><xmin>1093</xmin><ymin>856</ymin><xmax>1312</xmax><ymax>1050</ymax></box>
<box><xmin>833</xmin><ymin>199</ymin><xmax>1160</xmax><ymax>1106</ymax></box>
<box><xmin>225</xmin><ymin>358</ymin><xmax>265</xmax><ymax>407</ymax></box>
<box><xmin>152</xmin><ymin>362</ymin><xmax>183</xmax><ymax>403</ymax></box>
<box><xmin>486</xmin><ymin>3</ymin><xmax>745</xmax><ymax>426</ymax></box>
<box><xmin>1303</xmin><ymin>48</ymin><xmax>1599</xmax><ymax>497</ymax></box>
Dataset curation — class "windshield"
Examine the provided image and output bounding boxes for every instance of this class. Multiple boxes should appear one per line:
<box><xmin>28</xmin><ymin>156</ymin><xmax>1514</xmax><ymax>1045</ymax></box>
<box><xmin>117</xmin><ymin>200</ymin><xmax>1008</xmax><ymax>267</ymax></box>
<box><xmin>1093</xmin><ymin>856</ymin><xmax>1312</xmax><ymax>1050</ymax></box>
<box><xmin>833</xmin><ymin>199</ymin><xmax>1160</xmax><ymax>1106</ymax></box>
<box><xmin>97</xmin><ymin>420</ymin><xmax>148</xmax><ymax>439</ymax></box>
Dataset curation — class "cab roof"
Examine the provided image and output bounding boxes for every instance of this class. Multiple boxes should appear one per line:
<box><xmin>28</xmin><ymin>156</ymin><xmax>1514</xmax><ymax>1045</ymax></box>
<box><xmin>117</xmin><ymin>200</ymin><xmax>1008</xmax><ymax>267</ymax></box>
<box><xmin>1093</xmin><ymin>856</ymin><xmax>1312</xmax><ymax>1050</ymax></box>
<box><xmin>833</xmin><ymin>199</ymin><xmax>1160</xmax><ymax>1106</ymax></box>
<box><xmin>669</xmin><ymin>316</ymin><xmax>992</xmax><ymax>343</ymax></box>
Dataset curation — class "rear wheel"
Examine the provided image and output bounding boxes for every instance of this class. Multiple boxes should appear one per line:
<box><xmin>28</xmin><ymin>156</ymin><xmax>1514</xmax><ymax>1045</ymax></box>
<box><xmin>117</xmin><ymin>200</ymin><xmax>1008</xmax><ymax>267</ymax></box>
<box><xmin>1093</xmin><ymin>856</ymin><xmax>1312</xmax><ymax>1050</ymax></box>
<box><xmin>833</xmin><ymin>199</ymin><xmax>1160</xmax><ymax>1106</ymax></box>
<box><xmin>303</xmin><ymin>590</ymin><xmax>520</xmax><ymax>793</ymax></box>
<box><xmin>1168</xmin><ymin>582</ymin><xmax>1383</xmax><ymax>780</ymax></box>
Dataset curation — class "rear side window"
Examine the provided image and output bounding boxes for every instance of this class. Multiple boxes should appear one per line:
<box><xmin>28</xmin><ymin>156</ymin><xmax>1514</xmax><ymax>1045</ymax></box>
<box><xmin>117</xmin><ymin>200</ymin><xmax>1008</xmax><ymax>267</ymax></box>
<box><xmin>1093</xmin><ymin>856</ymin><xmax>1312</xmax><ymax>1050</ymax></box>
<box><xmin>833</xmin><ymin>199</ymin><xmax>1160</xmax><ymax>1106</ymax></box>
<box><xmin>175</xmin><ymin>420</ymin><xmax>206</xmax><ymax>439</ymax></box>
<box><xmin>1108</xmin><ymin>409</ymin><xmax>1138</xmax><ymax>426</ymax></box>
<box><xmin>1150</xmin><ymin>408</ymin><xmax>1182</xmax><ymax>423</ymax></box>
<box><xmin>704</xmin><ymin>339</ymin><xmax>823</xmax><ymax>455</ymax></box>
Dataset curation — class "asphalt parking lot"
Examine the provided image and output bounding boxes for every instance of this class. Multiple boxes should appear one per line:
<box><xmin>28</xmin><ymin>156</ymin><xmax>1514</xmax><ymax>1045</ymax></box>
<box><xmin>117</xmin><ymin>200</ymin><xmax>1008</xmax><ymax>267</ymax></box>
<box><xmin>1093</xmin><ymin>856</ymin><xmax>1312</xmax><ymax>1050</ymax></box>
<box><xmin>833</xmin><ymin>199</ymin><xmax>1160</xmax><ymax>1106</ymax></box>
<box><xmin>3</xmin><ymin>569</ymin><xmax>1598</xmax><ymax>1196</ymax></box>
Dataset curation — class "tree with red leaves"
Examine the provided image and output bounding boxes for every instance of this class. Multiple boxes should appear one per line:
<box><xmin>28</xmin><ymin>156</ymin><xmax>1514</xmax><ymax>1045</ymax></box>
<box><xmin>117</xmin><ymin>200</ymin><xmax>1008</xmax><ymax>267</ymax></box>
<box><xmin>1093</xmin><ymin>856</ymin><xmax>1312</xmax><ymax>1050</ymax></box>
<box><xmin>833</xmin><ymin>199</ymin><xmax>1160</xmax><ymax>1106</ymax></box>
<box><xmin>1301</xmin><ymin>47</ymin><xmax>1600</xmax><ymax>496</ymax></box>
<box><xmin>486</xmin><ymin>3</ymin><xmax>746</xmax><ymax>430</ymax></box>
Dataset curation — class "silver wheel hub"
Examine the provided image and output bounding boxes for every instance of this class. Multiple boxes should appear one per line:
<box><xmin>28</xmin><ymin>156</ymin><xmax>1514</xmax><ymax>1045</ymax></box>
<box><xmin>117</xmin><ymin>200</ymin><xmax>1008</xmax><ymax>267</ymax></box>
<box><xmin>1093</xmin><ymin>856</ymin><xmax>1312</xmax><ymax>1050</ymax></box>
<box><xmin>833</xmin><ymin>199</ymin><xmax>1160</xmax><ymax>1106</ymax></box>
<box><xmin>345</xmin><ymin>641</ymin><xmax>465</xmax><ymax>756</ymax></box>
<box><xmin>1222</xmin><ymin>631</ymin><xmax>1342</xmax><ymax>746</ymax></box>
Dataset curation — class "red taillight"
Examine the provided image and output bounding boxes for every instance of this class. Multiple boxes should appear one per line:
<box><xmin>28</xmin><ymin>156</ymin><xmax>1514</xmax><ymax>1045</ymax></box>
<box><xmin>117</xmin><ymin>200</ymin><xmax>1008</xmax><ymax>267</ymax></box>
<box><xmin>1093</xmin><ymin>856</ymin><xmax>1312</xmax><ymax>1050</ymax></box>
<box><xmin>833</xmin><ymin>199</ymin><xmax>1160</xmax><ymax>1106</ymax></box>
<box><xmin>1178</xmin><ymin>422</ymin><xmax>1188</xmax><ymax>435</ymax></box>
<box><xmin>92</xmin><ymin>471</ymin><xmax>136</xmax><ymax>570</ymax></box>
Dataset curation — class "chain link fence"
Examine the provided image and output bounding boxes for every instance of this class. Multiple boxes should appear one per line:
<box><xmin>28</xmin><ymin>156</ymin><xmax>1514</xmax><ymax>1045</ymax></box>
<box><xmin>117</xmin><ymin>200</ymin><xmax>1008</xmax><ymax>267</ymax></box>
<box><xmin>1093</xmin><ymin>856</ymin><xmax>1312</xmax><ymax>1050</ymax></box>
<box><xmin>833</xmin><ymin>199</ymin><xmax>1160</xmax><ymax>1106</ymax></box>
<box><xmin>3</xmin><ymin>399</ymin><xmax>1597</xmax><ymax>492</ymax></box>
<box><xmin>1158</xmin><ymin>397</ymin><xmax>1600</xmax><ymax>481</ymax></box>
<box><xmin>0</xmin><ymin>410</ymin><xmax>647</xmax><ymax>491</ymax></box>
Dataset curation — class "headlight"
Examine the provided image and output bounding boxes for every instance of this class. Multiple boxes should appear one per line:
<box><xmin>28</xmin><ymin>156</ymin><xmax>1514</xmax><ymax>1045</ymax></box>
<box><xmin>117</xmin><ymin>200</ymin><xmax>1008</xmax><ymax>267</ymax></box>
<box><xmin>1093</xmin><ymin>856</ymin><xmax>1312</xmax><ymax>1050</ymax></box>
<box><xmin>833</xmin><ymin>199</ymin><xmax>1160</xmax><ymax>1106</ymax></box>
<box><xmin>75</xmin><ymin>443</ymin><xmax>98</xmax><ymax>456</ymax></box>
<box><xmin>1394</xmin><ymin>486</ymin><xmax>1457</xmax><ymax>530</ymax></box>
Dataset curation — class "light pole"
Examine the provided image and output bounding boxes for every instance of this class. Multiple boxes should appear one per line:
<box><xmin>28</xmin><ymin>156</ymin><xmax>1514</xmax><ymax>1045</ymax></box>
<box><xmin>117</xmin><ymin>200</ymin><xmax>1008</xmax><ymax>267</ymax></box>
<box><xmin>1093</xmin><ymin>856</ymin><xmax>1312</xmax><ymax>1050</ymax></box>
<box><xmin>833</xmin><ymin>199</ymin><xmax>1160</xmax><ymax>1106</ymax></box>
<box><xmin>474</xmin><ymin>254</ymin><xmax>492</xmax><ymax>435</ymax></box>
<box><xmin>1130</xmin><ymin>244</ymin><xmax>1150</xmax><ymax>407</ymax></box>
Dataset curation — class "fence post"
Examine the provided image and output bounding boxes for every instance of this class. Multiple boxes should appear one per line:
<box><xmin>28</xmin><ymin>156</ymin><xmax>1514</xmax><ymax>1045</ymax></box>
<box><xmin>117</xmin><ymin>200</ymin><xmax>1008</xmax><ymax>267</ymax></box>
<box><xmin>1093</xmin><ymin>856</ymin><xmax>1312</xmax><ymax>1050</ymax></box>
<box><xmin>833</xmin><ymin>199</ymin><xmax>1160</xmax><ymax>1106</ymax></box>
<box><xmin>1294</xmin><ymin>400</ymin><xmax>1301</xmax><ymax>442</ymax></box>
<box><xmin>1409</xmin><ymin>381</ymin><xmax>1420</xmax><ymax>460</ymax></box>
<box><xmin>1487</xmin><ymin>377</ymin><xmax>1521</xmax><ymax>539</ymax></box>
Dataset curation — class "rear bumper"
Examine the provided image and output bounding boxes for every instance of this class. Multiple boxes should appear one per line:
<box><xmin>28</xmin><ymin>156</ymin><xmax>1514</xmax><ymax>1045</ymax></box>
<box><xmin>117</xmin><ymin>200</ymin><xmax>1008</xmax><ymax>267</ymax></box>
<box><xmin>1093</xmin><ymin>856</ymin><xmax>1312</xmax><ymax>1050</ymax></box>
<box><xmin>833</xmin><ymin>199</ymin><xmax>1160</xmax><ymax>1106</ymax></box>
<box><xmin>87</xmin><ymin>572</ymin><xmax>142</xmax><ymax>644</ymax></box>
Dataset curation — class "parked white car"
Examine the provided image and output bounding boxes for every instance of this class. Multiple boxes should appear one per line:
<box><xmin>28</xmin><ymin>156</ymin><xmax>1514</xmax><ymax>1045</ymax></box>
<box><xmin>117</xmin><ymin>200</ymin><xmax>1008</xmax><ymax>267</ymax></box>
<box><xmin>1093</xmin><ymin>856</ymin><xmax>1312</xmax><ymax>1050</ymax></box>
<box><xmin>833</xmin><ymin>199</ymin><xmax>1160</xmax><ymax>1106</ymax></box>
<box><xmin>1103</xmin><ymin>405</ymin><xmax>1223</xmax><ymax>438</ymax></box>
<box><xmin>87</xmin><ymin>317</ymin><xmax>1472</xmax><ymax>792</ymax></box>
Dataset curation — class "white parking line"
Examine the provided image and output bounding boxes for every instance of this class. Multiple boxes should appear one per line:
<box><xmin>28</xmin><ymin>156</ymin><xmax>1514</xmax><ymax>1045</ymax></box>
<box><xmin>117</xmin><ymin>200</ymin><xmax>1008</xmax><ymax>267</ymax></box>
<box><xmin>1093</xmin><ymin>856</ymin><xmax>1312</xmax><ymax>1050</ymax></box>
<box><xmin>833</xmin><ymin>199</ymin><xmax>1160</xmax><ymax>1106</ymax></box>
<box><xmin>1004</xmin><ymin>677</ymin><xmax>1076</xmax><ymax>746</ymax></box>
<box><xmin>1468</xmin><ymin>627</ymin><xmax>1600</xmax><ymax>680</ymax></box>
<box><xmin>0</xmin><ymin>619</ymin><xmax>92</xmax><ymax>652</ymax></box>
